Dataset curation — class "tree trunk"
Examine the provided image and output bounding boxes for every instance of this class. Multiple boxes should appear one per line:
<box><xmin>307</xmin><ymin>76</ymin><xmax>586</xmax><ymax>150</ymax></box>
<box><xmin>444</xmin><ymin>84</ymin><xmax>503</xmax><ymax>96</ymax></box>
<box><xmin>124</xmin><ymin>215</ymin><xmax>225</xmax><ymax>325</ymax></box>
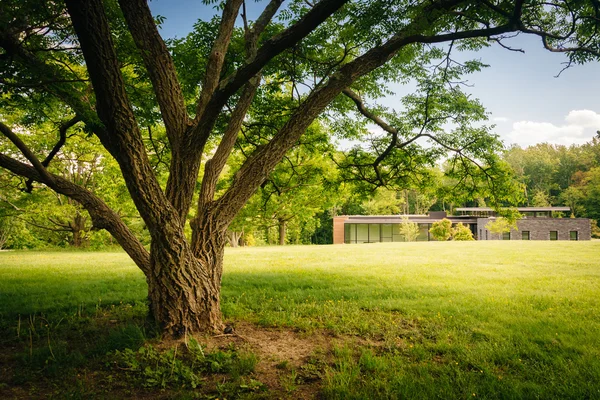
<box><xmin>72</xmin><ymin>229</ymin><xmax>83</xmax><ymax>247</ymax></box>
<box><xmin>70</xmin><ymin>212</ymin><xmax>88</xmax><ymax>247</ymax></box>
<box><xmin>227</xmin><ymin>231</ymin><xmax>242</xmax><ymax>247</ymax></box>
<box><xmin>278</xmin><ymin>219</ymin><xmax>286</xmax><ymax>245</ymax></box>
<box><xmin>146</xmin><ymin>224</ymin><xmax>226</xmax><ymax>337</ymax></box>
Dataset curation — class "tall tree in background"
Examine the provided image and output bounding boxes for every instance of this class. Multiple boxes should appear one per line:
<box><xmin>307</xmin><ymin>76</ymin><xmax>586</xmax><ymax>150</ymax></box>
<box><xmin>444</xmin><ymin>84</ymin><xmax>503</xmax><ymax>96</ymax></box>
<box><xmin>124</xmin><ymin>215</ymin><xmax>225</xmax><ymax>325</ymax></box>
<box><xmin>229</xmin><ymin>122</ymin><xmax>337</xmax><ymax>245</ymax></box>
<box><xmin>1</xmin><ymin>0</ymin><xmax>598</xmax><ymax>336</ymax></box>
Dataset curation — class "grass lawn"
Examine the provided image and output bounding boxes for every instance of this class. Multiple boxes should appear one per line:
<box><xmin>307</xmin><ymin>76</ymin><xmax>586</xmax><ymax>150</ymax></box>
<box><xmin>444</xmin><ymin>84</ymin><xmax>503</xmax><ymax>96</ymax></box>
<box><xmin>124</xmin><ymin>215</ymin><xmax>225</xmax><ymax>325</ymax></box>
<box><xmin>0</xmin><ymin>241</ymin><xmax>599</xmax><ymax>398</ymax></box>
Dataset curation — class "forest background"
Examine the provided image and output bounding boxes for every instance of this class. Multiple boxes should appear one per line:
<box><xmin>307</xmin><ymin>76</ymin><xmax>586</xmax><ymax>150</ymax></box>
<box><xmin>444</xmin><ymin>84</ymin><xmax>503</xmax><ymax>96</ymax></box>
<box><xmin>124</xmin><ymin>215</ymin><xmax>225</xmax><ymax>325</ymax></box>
<box><xmin>3</xmin><ymin>125</ymin><xmax>600</xmax><ymax>249</ymax></box>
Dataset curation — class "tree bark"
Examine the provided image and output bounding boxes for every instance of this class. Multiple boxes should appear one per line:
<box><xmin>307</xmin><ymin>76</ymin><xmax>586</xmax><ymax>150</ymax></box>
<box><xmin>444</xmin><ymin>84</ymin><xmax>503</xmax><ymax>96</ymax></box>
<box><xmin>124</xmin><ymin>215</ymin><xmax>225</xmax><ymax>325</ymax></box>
<box><xmin>148</xmin><ymin>222</ymin><xmax>225</xmax><ymax>336</ymax></box>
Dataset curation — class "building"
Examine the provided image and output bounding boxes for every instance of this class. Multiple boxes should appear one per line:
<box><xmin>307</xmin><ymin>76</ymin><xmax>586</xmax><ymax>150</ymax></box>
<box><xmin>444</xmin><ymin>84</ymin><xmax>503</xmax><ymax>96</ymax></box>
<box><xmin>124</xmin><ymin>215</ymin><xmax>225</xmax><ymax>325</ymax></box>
<box><xmin>333</xmin><ymin>207</ymin><xmax>591</xmax><ymax>244</ymax></box>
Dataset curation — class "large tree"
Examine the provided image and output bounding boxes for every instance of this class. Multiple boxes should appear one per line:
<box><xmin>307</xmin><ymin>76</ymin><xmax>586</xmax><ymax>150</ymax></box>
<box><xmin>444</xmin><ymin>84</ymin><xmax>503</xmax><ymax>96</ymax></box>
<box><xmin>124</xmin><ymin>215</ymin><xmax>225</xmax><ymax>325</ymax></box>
<box><xmin>0</xmin><ymin>0</ymin><xmax>598</xmax><ymax>336</ymax></box>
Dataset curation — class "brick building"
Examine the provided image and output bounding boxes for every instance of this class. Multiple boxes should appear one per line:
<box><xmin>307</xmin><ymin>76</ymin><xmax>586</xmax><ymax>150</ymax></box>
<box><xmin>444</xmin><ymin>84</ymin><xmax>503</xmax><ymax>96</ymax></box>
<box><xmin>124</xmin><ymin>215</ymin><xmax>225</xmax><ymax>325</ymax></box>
<box><xmin>333</xmin><ymin>207</ymin><xmax>591</xmax><ymax>244</ymax></box>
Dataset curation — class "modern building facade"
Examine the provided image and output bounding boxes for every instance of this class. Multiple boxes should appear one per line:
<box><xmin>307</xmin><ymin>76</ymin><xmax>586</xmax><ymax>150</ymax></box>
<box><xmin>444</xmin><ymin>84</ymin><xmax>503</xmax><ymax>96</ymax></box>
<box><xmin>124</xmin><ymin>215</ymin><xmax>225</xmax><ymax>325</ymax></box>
<box><xmin>333</xmin><ymin>207</ymin><xmax>591</xmax><ymax>244</ymax></box>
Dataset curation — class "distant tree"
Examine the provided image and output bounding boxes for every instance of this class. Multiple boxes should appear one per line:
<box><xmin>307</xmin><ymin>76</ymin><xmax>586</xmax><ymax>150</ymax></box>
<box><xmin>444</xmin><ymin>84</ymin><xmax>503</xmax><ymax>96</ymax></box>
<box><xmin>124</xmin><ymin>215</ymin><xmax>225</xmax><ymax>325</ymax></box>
<box><xmin>429</xmin><ymin>218</ymin><xmax>453</xmax><ymax>241</ymax></box>
<box><xmin>485</xmin><ymin>217</ymin><xmax>516</xmax><ymax>238</ymax></box>
<box><xmin>531</xmin><ymin>190</ymin><xmax>552</xmax><ymax>207</ymax></box>
<box><xmin>560</xmin><ymin>186</ymin><xmax>585</xmax><ymax>217</ymax></box>
<box><xmin>591</xmin><ymin>220</ymin><xmax>600</xmax><ymax>239</ymax></box>
<box><xmin>0</xmin><ymin>216</ymin><xmax>13</xmax><ymax>249</ymax></box>
<box><xmin>580</xmin><ymin>167</ymin><xmax>600</xmax><ymax>221</ymax></box>
<box><xmin>362</xmin><ymin>188</ymin><xmax>404</xmax><ymax>215</ymax></box>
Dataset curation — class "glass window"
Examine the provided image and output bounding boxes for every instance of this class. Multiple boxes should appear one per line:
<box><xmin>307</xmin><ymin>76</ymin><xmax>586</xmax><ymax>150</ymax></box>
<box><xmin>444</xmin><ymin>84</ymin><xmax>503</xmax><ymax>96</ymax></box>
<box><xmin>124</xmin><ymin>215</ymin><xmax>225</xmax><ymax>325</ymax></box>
<box><xmin>536</xmin><ymin>211</ymin><xmax>550</xmax><ymax>218</ymax></box>
<box><xmin>344</xmin><ymin>224</ymin><xmax>351</xmax><ymax>244</ymax></box>
<box><xmin>417</xmin><ymin>224</ymin><xmax>429</xmax><ymax>241</ymax></box>
<box><xmin>523</xmin><ymin>211</ymin><xmax>535</xmax><ymax>217</ymax></box>
<box><xmin>570</xmin><ymin>231</ymin><xmax>578</xmax><ymax>241</ymax></box>
<box><xmin>550</xmin><ymin>231</ymin><xmax>558</xmax><ymax>240</ymax></box>
<box><xmin>502</xmin><ymin>232</ymin><xmax>511</xmax><ymax>240</ymax></box>
<box><xmin>369</xmin><ymin>224</ymin><xmax>381</xmax><ymax>243</ymax></box>
<box><xmin>392</xmin><ymin>224</ymin><xmax>403</xmax><ymax>242</ymax></box>
<box><xmin>381</xmin><ymin>224</ymin><xmax>392</xmax><ymax>242</ymax></box>
<box><xmin>522</xmin><ymin>231</ymin><xmax>530</xmax><ymax>240</ymax></box>
<box><xmin>349</xmin><ymin>224</ymin><xmax>357</xmax><ymax>243</ymax></box>
<box><xmin>479</xmin><ymin>229</ymin><xmax>482</xmax><ymax>240</ymax></box>
<box><xmin>356</xmin><ymin>224</ymin><xmax>369</xmax><ymax>243</ymax></box>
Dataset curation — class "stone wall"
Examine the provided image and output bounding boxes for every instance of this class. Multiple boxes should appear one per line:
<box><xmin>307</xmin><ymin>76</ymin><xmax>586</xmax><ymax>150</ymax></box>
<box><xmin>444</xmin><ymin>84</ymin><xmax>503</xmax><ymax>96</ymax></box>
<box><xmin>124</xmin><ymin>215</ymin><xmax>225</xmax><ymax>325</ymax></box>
<box><xmin>476</xmin><ymin>218</ymin><xmax>591</xmax><ymax>241</ymax></box>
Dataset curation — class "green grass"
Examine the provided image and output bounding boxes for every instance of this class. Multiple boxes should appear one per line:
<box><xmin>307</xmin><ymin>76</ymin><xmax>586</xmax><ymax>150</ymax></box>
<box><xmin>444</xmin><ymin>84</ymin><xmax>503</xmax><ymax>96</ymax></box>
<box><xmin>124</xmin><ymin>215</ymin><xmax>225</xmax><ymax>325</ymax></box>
<box><xmin>1</xmin><ymin>241</ymin><xmax>600</xmax><ymax>398</ymax></box>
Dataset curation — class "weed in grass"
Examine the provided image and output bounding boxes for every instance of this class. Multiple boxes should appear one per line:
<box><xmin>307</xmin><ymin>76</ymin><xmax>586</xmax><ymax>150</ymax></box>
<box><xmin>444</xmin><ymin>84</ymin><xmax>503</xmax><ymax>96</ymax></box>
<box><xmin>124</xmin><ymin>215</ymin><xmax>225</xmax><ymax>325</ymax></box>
<box><xmin>280</xmin><ymin>368</ymin><xmax>298</xmax><ymax>393</ymax></box>
<box><xmin>275</xmin><ymin>360</ymin><xmax>289</xmax><ymax>370</ymax></box>
<box><xmin>216</xmin><ymin>377</ymin><xmax>268</xmax><ymax>399</ymax></box>
<box><xmin>113</xmin><ymin>344</ymin><xmax>202</xmax><ymax>389</ymax></box>
<box><xmin>110</xmin><ymin>339</ymin><xmax>260</xmax><ymax>392</ymax></box>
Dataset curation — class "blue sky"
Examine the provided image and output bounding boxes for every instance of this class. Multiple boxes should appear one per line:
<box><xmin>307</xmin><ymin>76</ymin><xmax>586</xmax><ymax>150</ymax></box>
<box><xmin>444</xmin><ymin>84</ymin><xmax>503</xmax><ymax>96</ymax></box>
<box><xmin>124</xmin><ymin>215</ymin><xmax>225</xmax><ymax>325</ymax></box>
<box><xmin>149</xmin><ymin>0</ymin><xmax>600</xmax><ymax>148</ymax></box>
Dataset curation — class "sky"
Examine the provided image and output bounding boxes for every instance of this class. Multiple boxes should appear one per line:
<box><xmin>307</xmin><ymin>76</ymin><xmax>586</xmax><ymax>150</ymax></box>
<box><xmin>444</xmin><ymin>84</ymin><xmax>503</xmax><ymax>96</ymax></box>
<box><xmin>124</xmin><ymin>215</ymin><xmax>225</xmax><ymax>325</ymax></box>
<box><xmin>149</xmin><ymin>0</ymin><xmax>600</xmax><ymax>149</ymax></box>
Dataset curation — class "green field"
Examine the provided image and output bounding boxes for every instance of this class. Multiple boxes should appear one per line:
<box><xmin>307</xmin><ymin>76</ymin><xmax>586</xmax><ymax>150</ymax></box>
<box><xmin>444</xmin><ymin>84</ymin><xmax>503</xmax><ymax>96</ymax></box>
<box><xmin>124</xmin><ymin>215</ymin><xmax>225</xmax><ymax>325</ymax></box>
<box><xmin>1</xmin><ymin>241</ymin><xmax>599</xmax><ymax>398</ymax></box>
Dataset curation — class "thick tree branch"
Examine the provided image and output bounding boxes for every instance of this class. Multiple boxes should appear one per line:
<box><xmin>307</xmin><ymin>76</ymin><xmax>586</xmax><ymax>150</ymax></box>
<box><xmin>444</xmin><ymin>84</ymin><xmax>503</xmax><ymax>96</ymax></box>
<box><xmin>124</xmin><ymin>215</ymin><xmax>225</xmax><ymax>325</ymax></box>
<box><xmin>118</xmin><ymin>0</ymin><xmax>190</xmax><ymax>142</ymax></box>
<box><xmin>246</xmin><ymin>0</ymin><xmax>285</xmax><ymax>56</ymax></box>
<box><xmin>170</xmin><ymin>0</ymin><xmax>349</xmax><ymax>226</ymax></box>
<box><xmin>163</xmin><ymin>0</ymin><xmax>244</xmax><ymax>222</ymax></box>
<box><xmin>197</xmin><ymin>77</ymin><xmax>261</xmax><ymax>215</ymax></box>
<box><xmin>194</xmin><ymin>0</ymin><xmax>245</xmax><ymax>122</ymax></box>
<box><xmin>65</xmin><ymin>0</ymin><xmax>182</xmax><ymax>238</ymax></box>
<box><xmin>189</xmin><ymin>0</ymin><xmax>351</xmax><ymax>148</ymax></box>
<box><xmin>196</xmin><ymin>0</ymin><xmax>282</xmax><ymax>217</ymax></box>
<box><xmin>0</xmin><ymin>153</ymin><xmax>150</xmax><ymax>272</ymax></box>
<box><xmin>215</xmin><ymin>0</ymin><xmax>350</xmax><ymax>101</ymax></box>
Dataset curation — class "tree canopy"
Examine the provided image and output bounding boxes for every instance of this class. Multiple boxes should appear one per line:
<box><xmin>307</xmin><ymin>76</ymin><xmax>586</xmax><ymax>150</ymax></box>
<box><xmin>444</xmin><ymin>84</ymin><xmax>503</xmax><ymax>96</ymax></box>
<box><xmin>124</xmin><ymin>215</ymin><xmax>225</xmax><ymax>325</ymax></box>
<box><xmin>1</xmin><ymin>0</ymin><xmax>599</xmax><ymax>336</ymax></box>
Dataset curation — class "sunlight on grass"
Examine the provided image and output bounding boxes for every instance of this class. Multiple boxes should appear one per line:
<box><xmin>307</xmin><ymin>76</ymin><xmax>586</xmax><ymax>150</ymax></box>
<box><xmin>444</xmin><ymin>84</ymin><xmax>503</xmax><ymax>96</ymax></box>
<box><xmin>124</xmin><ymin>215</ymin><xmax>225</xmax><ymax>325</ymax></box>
<box><xmin>1</xmin><ymin>241</ymin><xmax>599</xmax><ymax>398</ymax></box>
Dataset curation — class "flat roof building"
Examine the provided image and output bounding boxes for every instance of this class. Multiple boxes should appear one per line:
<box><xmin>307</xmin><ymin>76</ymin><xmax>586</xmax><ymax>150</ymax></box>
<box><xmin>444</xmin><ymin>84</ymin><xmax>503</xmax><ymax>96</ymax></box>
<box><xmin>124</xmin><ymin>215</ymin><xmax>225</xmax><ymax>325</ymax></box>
<box><xmin>333</xmin><ymin>207</ymin><xmax>591</xmax><ymax>244</ymax></box>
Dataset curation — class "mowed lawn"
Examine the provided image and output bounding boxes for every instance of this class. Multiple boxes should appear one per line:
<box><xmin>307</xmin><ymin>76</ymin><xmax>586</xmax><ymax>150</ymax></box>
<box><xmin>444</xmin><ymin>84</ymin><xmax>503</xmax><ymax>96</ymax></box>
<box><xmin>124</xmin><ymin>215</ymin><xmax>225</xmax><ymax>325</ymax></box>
<box><xmin>1</xmin><ymin>241</ymin><xmax>599</xmax><ymax>398</ymax></box>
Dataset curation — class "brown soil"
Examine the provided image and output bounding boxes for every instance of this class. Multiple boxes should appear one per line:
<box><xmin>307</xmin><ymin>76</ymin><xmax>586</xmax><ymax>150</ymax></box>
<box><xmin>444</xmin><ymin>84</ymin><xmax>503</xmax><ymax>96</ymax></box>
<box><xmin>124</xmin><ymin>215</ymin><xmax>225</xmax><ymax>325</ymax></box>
<box><xmin>196</xmin><ymin>322</ymin><xmax>339</xmax><ymax>399</ymax></box>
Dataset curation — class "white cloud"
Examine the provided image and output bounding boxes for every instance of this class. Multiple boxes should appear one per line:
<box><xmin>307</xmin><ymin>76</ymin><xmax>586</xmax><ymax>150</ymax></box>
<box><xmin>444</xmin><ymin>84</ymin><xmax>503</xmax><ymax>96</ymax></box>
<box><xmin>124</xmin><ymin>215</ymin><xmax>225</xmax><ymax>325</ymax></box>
<box><xmin>505</xmin><ymin>109</ymin><xmax>600</xmax><ymax>147</ymax></box>
<box><xmin>564</xmin><ymin>109</ymin><xmax>600</xmax><ymax>128</ymax></box>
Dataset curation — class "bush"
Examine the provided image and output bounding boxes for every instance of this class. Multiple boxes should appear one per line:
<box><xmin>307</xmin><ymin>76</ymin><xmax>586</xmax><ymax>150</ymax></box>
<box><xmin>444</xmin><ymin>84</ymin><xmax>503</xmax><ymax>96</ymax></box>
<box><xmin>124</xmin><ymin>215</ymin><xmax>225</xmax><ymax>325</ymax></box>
<box><xmin>429</xmin><ymin>219</ymin><xmax>474</xmax><ymax>241</ymax></box>
<box><xmin>429</xmin><ymin>219</ymin><xmax>453</xmax><ymax>241</ymax></box>
<box><xmin>452</xmin><ymin>223</ymin><xmax>474</xmax><ymax>241</ymax></box>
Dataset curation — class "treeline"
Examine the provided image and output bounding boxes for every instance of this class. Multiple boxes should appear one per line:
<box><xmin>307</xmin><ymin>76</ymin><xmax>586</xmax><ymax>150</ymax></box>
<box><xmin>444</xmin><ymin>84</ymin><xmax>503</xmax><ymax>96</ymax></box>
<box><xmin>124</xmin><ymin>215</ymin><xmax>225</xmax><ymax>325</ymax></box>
<box><xmin>503</xmin><ymin>135</ymin><xmax>600</xmax><ymax>220</ymax></box>
<box><xmin>3</xmin><ymin>128</ymin><xmax>600</xmax><ymax>249</ymax></box>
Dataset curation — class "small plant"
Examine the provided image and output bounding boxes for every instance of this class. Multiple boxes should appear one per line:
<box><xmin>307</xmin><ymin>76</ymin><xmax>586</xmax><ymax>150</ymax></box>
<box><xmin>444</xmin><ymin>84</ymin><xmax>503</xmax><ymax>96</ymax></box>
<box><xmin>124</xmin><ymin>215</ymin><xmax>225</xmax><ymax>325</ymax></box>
<box><xmin>485</xmin><ymin>217</ymin><xmax>516</xmax><ymax>237</ymax></box>
<box><xmin>280</xmin><ymin>369</ymin><xmax>298</xmax><ymax>393</ymax></box>
<box><xmin>113</xmin><ymin>345</ymin><xmax>202</xmax><ymax>389</ymax></box>
<box><xmin>275</xmin><ymin>360</ymin><xmax>289</xmax><ymax>370</ymax></box>
<box><xmin>398</xmin><ymin>216</ymin><xmax>420</xmax><ymax>242</ymax></box>
<box><xmin>230</xmin><ymin>351</ymin><xmax>259</xmax><ymax>378</ymax></box>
